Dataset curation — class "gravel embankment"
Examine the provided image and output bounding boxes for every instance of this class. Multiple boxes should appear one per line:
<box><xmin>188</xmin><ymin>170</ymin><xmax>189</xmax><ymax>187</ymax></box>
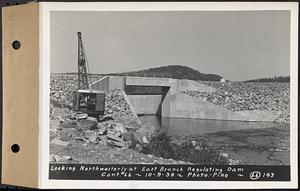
<box><xmin>182</xmin><ymin>82</ymin><xmax>290</xmax><ymax>123</ymax></box>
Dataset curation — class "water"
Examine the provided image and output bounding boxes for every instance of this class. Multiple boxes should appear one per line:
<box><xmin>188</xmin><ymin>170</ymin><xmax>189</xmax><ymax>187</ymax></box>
<box><xmin>139</xmin><ymin>115</ymin><xmax>290</xmax><ymax>165</ymax></box>
<box><xmin>139</xmin><ymin>115</ymin><xmax>279</xmax><ymax>136</ymax></box>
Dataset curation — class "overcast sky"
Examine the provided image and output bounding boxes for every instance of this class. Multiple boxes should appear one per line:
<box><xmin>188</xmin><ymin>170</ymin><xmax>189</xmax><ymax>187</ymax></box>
<box><xmin>50</xmin><ymin>11</ymin><xmax>290</xmax><ymax>81</ymax></box>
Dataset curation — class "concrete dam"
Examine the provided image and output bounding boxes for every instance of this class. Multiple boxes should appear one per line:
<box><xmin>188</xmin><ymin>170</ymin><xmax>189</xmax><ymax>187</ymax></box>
<box><xmin>90</xmin><ymin>76</ymin><xmax>279</xmax><ymax>122</ymax></box>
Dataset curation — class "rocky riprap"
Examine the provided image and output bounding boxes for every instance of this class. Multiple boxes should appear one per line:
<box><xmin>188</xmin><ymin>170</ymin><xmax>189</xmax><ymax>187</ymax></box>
<box><xmin>182</xmin><ymin>82</ymin><xmax>290</xmax><ymax>123</ymax></box>
<box><xmin>50</xmin><ymin>88</ymin><xmax>154</xmax><ymax>149</ymax></box>
<box><xmin>50</xmin><ymin>106</ymin><xmax>188</xmax><ymax>164</ymax></box>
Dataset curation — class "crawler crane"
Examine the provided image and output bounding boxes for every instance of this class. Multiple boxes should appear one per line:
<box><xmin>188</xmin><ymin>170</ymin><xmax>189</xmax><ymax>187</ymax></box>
<box><xmin>73</xmin><ymin>32</ymin><xmax>105</xmax><ymax>116</ymax></box>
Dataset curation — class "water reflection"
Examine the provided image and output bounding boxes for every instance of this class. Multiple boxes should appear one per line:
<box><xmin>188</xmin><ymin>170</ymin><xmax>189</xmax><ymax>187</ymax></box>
<box><xmin>139</xmin><ymin>115</ymin><xmax>278</xmax><ymax>136</ymax></box>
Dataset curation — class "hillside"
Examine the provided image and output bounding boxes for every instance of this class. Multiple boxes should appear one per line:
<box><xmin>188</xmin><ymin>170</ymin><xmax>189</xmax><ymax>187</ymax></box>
<box><xmin>109</xmin><ymin>65</ymin><xmax>223</xmax><ymax>81</ymax></box>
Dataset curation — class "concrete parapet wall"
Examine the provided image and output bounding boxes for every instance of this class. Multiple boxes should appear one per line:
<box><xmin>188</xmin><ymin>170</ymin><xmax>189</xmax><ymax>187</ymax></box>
<box><xmin>125</xmin><ymin>76</ymin><xmax>172</xmax><ymax>87</ymax></box>
<box><xmin>109</xmin><ymin>76</ymin><xmax>125</xmax><ymax>90</ymax></box>
<box><xmin>127</xmin><ymin>95</ymin><xmax>162</xmax><ymax>115</ymax></box>
<box><xmin>89</xmin><ymin>76</ymin><xmax>109</xmax><ymax>90</ymax></box>
<box><xmin>90</xmin><ymin>76</ymin><xmax>125</xmax><ymax>91</ymax></box>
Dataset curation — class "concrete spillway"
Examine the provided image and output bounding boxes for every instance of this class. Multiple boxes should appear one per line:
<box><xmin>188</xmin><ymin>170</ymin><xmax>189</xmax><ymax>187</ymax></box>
<box><xmin>90</xmin><ymin>76</ymin><xmax>280</xmax><ymax>122</ymax></box>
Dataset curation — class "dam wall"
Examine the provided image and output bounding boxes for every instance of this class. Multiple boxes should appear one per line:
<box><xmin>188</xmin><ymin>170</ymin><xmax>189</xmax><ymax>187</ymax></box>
<box><xmin>127</xmin><ymin>95</ymin><xmax>162</xmax><ymax>115</ymax></box>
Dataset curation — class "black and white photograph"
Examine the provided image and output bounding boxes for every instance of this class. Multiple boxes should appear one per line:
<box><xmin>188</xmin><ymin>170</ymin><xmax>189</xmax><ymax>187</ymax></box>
<box><xmin>1</xmin><ymin>1</ymin><xmax>298</xmax><ymax>189</ymax></box>
<box><xmin>45</xmin><ymin>2</ymin><xmax>297</xmax><ymax>187</ymax></box>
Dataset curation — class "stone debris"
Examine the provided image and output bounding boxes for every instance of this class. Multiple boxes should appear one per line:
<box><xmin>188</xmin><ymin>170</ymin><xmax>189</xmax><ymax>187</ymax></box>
<box><xmin>76</xmin><ymin>113</ymin><xmax>88</xmax><ymax>120</ymax></box>
<box><xmin>135</xmin><ymin>144</ymin><xmax>143</xmax><ymax>152</ymax></box>
<box><xmin>142</xmin><ymin>136</ymin><xmax>149</xmax><ymax>144</ymax></box>
<box><xmin>99</xmin><ymin>115</ymin><xmax>115</xmax><ymax>122</ymax></box>
<box><xmin>60</xmin><ymin>119</ymin><xmax>75</xmax><ymax>129</ymax></box>
<box><xmin>182</xmin><ymin>81</ymin><xmax>290</xmax><ymax>123</ymax></box>
<box><xmin>49</xmin><ymin>154</ymin><xmax>72</xmax><ymax>163</ymax></box>
<box><xmin>86</xmin><ymin>116</ymin><xmax>98</xmax><ymax>123</ymax></box>
<box><xmin>51</xmin><ymin>138</ymin><xmax>69</xmax><ymax>147</ymax></box>
<box><xmin>106</xmin><ymin>133</ymin><xmax>123</xmax><ymax>143</ymax></box>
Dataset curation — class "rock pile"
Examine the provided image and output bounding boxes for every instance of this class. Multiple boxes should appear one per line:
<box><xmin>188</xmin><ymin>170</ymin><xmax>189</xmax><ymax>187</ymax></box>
<box><xmin>50</xmin><ymin>73</ymin><xmax>154</xmax><ymax>152</ymax></box>
<box><xmin>50</xmin><ymin>104</ymin><xmax>155</xmax><ymax>152</ymax></box>
<box><xmin>103</xmin><ymin>90</ymin><xmax>142</xmax><ymax>129</ymax></box>
<box><xmin>50</xmin><ymin>73</ymin><xmax>104</xmax><ymax>108</ymax></box>
<box><xmin>183</xmin><ymin>82</ymin><xmax>290</xmax><ymax>123</ymax></box>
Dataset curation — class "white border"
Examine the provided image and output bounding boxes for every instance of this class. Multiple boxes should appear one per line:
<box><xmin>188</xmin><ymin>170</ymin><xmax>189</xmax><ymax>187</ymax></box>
<box><xmin>39</xmin><ymin>2</ymin><xmax>299</xmax><ymax>189</ymax></box>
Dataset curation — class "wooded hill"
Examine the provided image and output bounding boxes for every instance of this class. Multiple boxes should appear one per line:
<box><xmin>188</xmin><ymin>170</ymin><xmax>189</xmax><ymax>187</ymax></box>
<box><xmin>109</xmin><ymin>65</ymin><xmax>223</xmax><ymax>81</ymax></box>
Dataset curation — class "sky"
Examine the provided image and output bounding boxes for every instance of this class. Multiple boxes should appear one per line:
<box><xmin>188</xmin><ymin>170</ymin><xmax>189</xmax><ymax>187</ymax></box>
<box><xmin>50</xmin><ymin>11</ymin><xmax>290</xmax><ymax>81</ymax></box>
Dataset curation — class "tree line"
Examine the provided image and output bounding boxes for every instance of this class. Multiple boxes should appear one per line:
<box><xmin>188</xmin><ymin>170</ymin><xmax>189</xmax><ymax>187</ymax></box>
<box><xmin>245</xmin><ymin>76</ymin><xmax>290</xmax><ymax>82</ymax></box>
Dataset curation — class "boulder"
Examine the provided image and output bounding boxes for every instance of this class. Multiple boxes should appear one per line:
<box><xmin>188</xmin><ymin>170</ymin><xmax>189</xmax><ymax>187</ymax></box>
<box><xmin>125</xmin><ymin>125</ymin><xmax>136</xmax><ymax>131</ymax></box>
<box><xmin>52</xmin><ymin>155</ymin><xmax>72</xmax><ymax>163</ymax></box>
<box><xmin>52</xmin><ymin>108</ymin><xmax>70</xmax><ymax>118</ymax></box>
<box><xmin>50</xmin><ymin>120</ymin><xmax>60</xmax><ymax>130</ymax></box>
<box><xmin>142</xmin><ymin>136</ymin><xmax>149</xmax><ymax>144</ymax></box>
<box><xmin>60</xmin><ymin>119</ymin><xmax>76</xmax><ymax>129</ymax></box>
<box><xmin>76</xmin><ymin>113</ymin><xmax>88</xmax><ymax>120</ymax></box>
<box><xmin>106</xmin><ymin>133</ymin><xmax>123</xmax><ymax>143</ymax></box>
<box><xmin>78</xmin><ymin>120</ymin><xmax>97</xmax><ymax>130</ymax></box>
<box><xmin>219</xmin><ymin>152</ymin><xmax>229</xmax><ymax>159</ymax></box>
<box><xmin>89</xmin><ymin>133</ymin><xmax>98</xmax><ymax>143</ymax></box>
<box><xmin>123</xmin><ymin>131</ymin><xmax>134</xmax><ymax>141</ymax></box>
<box><xmin>133</xmin><ymin>132</ymin><xmax>143</xmax><ymax>144</ymax></box>
<box><xmin>57</xmin><ymin>116</ymin><xmax>65</xmax><ymax>123</ymax></box>
<box><xmin>115</xmin><ymin>132</ymin><xmax>122</xmax><ymax>138</ymax></box>
<box><xmin>97</xmin><ymin>124</ymin><xmax>107</xmax><ymax>135</ymax></box>
<box><xmin>99</xmin><ymin>135</ymin><xmax>108</xmax><ymax>146</ymax></box>
<box><xmin>99</xmin><ymin>115</ymin><xmax>115</xmax><ymax>122</ymax></box>
<box><xmin>111</xmin><ymin>140</ymin><xmax>125</xmax><ymax>148</ymax></box>
<box><xmin>86</xmin><ymin>116</ymin><xmax>98</xmax><ymax>123</ymax></box>
<box><xmin>49</xmin><ymin>154</ymin><xmax>57</xmax><ymax>162</ymax></box>
<box><xmin>136</xmin><ymin>123</ymin><xmax>157</xmax><ymax>142</ymax></box>
<box><xmin>62</xmin><ymin>156</ymin><xmax>72</xmax><ymax>161</ymax></box>
<box><xmin>51</xmin><ymin>138</ymin><xmax>69</xmax><ymax>147</ymax></box>
<box><xmin>135</xmin><ymin>144</ymin><xmax>143</xmax><ymax>152</ymax></box>
<box><xmin>84</xmin><ymin>130</ymin><xmax>97</xmax><ymax>141</ymax></box>
<box><xmin>114</xmin><ymin>123</ymin><xmax>125</xmax><ymax>134</ymax></box>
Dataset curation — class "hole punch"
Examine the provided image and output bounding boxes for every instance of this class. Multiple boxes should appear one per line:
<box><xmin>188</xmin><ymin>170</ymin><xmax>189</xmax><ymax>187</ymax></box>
<box><xmin>12</xmin><ymin>40</ymin><xmax>21</xmax><ymax>49</ymax></box>
<box><xmin>11</xmin><ymin>144</ymin><xmax>20</xmax><ymax>153</ymax></box>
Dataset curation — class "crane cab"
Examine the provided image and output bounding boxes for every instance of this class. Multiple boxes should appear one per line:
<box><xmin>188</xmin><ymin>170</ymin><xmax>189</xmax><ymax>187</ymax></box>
<box><xmin>73</xmin><ymin>90</ymin><xmax>105</xmax><ymax>116</ymax></box>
